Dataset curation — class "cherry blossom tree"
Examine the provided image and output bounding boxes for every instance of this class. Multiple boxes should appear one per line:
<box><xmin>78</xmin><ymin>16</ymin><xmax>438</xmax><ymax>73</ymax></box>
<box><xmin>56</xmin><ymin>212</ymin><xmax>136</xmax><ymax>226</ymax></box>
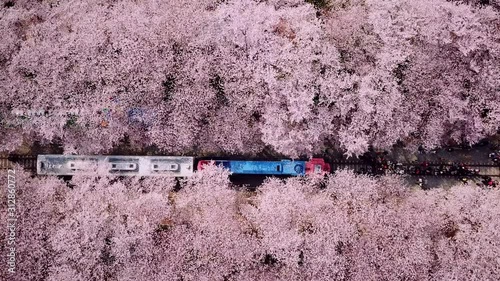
<box><xmin>44</xmin><ymin>175</ymin><xmax>175</xmax><ymax>280</ymax></box>
<box><xmin>0</xmin><ymin>168</ymin><xmax>68</xmax><ymax>281</ymax></box>
<box><xmin>3</xmin><ymin>165</ymin><xmax>500</xmax><ymax>280</ymax></box>
<box><xmin>240</xmin><ymin>176</ymin><xmax>355</xmax><ymax>280</ymax></box>
<box><xmin>0</xmin><ymin>0</ymin><xmax>215</xmax><ymax>154</ymax></box>
<box><xmin>149</xmin><ymin>165</ymin><xmax>263</xmax><ymax>280</ymax></box>
<box><xmin>426</xmin><ymin>185</ymin><xmax>500</xmax><ymax>280</ymax></box>
<box><xmin>1</xmin><ymin>0</ymin><xmax>499</xmax><ymax>156</ymax></box>
<box><xmin>0</xmin><ymin>166</ymin><xmax>176</xmax><ymax>281</ymax></box>
<box><xmin>196</xmin><ymin>0</ymin><xmax>343</xmax><ymax>157</ymax></box>
<box><xmin>321</xmin><ymin>0</ymin><xmax>500</xmax><ymax>154</ymax></box>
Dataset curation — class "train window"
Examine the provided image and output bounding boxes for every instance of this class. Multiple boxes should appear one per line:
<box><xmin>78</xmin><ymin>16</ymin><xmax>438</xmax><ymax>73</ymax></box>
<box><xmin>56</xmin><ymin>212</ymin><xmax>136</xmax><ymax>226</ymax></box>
<box><xmin>68</xmin><ymin>161</ymin><xmax>97</xmax><ymax>171</ymax></box>
<box><xmin>294</xmin><ymin>164</ymin><xmax>303</xmax><ymax>173</ymax></box>
<box><xmin>277</xmin><ymin>165</ymin><xmax>281</xmax><ymax>172</ymax></box>
<box><xmin>111</xmin><ymin>163</ymin><xmax>136</xmax><ymax>170</ymax></box>
<box><xmin>152</xmin><ymin>163</ymin><xmax>178</xmax><ymax>171</ymax></box>
<box><xmin>215</xmin><ymin>161</ymin><xmax>230</xmax><ymax>169</ymax></box>
<box><xmin>314</xmin><ymin>165</ymin><xmax>322</xmax><ymax>173</ymax></box>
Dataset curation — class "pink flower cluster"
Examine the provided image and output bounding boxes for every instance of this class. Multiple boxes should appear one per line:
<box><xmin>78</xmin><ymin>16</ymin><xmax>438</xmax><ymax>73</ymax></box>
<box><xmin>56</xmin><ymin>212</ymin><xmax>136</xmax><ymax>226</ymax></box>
<box><xmin>1</xmin><ymin>0</ymin><xmax>499</xmax><ymax>156</ymax></box>
<box><xmin>2</xmin><ymin>167</ymin><xmax>499</xmax><ymax>280</ymax></box>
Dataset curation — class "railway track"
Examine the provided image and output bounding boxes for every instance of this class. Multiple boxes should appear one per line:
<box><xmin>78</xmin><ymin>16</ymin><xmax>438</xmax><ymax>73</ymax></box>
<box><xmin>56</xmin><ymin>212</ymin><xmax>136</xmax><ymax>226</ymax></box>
<box><xmin>331</xmin><ymin>162</ymin><xmax>372</xmax><ymax>173</ymax></box>
<box><xmin>0</xmin><ymin>155</ymin><xmax>37</xmax><ymax>170</ymax></box>
<box><xmin>329</xmin><ymin>161</ymin><xmax>499</xmax><ymax>178</ymax></box>
<box><xmin>0</xmin><ymin>156</ymin><xmax>499</xmax><ymax>178</ymax></box>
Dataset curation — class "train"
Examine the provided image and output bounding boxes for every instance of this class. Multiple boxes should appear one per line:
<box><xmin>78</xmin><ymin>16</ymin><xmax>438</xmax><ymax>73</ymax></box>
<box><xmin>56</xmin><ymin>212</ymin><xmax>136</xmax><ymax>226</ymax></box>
<box><xmin>37</xmin><ymin>155</ymin><xmax>331</xmax><ymax>177</ymax></box>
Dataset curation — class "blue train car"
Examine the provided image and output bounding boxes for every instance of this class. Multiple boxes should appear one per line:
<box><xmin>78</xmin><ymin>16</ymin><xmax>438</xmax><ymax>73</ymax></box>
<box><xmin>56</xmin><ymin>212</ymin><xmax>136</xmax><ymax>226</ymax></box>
<box><xmin>197</xmin><ymin>158</ymin><xmax>330</xmax><ymax>176</ymax></box>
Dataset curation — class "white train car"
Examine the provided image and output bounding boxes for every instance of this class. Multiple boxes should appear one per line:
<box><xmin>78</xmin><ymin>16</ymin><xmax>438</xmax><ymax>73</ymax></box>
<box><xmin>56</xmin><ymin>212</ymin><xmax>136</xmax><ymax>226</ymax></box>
<box><xmin>37</xmin><ymin>155</ymin><xmax>194</xmax><ymax>177</ymax></box>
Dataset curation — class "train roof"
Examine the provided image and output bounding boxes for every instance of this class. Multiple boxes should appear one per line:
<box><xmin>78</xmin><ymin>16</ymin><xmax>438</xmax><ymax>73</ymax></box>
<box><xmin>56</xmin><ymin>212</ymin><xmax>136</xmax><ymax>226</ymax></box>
<box><xmin>199</xmin><ymin>159</ymin><xmax>307</xmax><ymax>175</ymax></box>
<box><xmin>37</xmin><ymin>155</ymin><xmax>194</xmax><ymax>177</ymax></box>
